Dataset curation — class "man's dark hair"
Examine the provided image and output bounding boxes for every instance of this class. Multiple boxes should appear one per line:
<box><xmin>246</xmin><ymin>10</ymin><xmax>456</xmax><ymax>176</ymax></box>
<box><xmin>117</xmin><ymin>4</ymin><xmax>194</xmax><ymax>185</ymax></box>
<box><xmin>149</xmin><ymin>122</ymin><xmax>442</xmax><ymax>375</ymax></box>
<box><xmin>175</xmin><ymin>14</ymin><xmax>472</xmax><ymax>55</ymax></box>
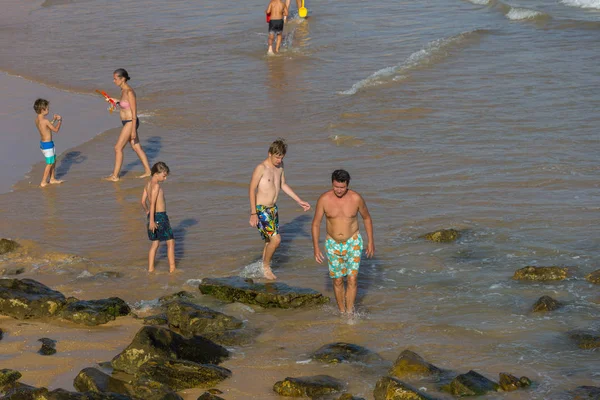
<box><xmin>331</xmin><ymin>169</ymin><xmax>350</xmax><ymax>184</ymax></box>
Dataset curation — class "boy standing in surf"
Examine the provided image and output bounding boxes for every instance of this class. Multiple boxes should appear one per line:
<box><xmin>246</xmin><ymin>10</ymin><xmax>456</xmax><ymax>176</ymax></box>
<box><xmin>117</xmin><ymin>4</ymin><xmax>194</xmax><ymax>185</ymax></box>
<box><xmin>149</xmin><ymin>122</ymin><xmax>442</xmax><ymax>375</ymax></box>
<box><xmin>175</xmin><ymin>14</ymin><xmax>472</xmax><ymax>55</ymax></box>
<box><xmin>33</xmin><ymin>99</ymin><xmax>64</xmax><ymax>188</ymax></box>
<box><xmin>249</xmin><ymin>138</ymin><xmax>310</xmax><ymax>279</ymax></box>
<box><xmin>142</xmin><ymin>161</ymin><xmax>176</xmax><ymax>273</ymax></box>
<box><xmin>266</xmin><ymin>0</ymin><xmax>288</xmax><ymax>54</ymax></box>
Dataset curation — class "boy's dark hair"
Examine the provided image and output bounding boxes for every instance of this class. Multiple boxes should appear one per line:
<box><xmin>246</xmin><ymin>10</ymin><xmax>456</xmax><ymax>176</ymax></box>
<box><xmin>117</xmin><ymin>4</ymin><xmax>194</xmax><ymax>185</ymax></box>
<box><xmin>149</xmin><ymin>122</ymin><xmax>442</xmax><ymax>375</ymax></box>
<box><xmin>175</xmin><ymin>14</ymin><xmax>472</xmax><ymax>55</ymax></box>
<box><xmin>113</xmin><ymin>68</ymin><xmax>131</xmax><ymax>81</ymax></box>
<box><xmin>33</xmin><ymin>99</ymin><xmax>49</xmax><ymax>114</ymax></box>
<box><xmin>268</xmin><ymin>138</ymin><xmax>287</xmax><ymax>156</ymax></box>
<box><xmin>151</xmin><ymin>161</ymin><xmax>170</xmax><ymax>176</ymax></box>
<box><xmin>332</xmin><ymin>169</ymin><xmax>351</xmax><ymax>184</ymax></box>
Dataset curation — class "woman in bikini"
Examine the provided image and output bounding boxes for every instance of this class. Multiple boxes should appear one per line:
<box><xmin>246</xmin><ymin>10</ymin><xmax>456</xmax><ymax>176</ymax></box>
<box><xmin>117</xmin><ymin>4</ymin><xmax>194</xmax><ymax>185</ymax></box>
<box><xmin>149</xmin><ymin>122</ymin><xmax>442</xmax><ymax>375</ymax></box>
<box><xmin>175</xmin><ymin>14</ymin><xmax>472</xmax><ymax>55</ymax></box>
<box><xmin>104</xmin><ymin>68</ymin><xmax>151</xmax><ymax>181</ymax></box>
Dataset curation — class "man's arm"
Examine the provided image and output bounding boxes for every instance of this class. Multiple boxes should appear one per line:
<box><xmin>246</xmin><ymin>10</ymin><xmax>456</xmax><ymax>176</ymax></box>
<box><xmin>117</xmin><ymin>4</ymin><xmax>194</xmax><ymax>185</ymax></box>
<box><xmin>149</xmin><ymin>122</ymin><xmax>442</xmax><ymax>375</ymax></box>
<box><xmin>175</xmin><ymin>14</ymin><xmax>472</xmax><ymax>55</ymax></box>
<box><xmin>281</xmin><ymin>170</ymin><xmax>311</xmax><ymax>211</ymax></box>
<box><xmin>358</xmin><ymin>195</ymin><xmax>374</xmax><ymax>258</ymax></box>
<box><xmin>149</xmin><ymin>183</ymin><xmax>160</xmax><ymax>231</ymax></box>
<box><xmin>311</xmin><ymin>194</ymin><xmax>326</xmax><ymax>263</ymax></box>
<box><xmin>248</xmin><ymin>164</ymin><xmax>264</xmax><ymax>227</ymax></box>
<box><xmin>141</xmin><ymin>186</ymin><xmax>149</xmax><ymax>214</ymax></box>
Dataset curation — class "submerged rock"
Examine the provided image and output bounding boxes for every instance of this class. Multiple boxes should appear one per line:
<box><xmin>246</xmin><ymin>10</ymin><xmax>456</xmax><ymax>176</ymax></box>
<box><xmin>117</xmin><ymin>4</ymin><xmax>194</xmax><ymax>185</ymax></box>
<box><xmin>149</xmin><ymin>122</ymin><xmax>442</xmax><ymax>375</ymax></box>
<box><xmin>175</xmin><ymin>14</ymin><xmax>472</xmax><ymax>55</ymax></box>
<box><xmin>373</xmin><ymin>376</ymin><xmax>437</xmax><ymax>400</ymax></box>
<box><xmin>111</xmin><ymin>326</ymin><xmax>229</xmax><ymax>374</ymax></box>
<box><xmin>567</xmin><ymin>330</ymin><xmax>600</xmax><ymax>349</ymax></box>
<box><xmin>389</xmin><ymin>350</ymin><xmax>442</xmax><ymax>378</ymax></box>
<box><xmin>0</xmin><ymin>278</ymin><xmax>66</xmax><ymax>319</ymax></box>
<box><xmin>0</xmin><ymin>328</ymin><xmax>3</xmax><ymax>341</ymax></box>
<box><xmin>532</xmin><ymin>295</ymin><xmax>562</xmax><ymax>312</ymax></box>
<box><xmin>442</xmin><ymin>370</ymin><xmax>499</xmax><ymax>396</ymax></box>
<box><xmin>273</xmin><ymin>375</ymin><xmax>345</xmax><ymax>397</ymax></box>
<box><xmin>199</xmin><ymin>277</ymin><xmax>329</xmax><ymax>308</ymax></box>
<box><xmin>143</xmin><ymin>314</ymin><xmax>169</xmax><ymax>326</ymax></box>
<box><xmin>60</xmin><ymin>297</ymin><xmax>131</xmax><ymax>326</ymax></box>
<box><xmin>166</xmin><ymin>300</ymin><xmax>243</xmax><ymax>337</ymax></box>
<box><xmin>0</xmin><ymin>267</ymin><xmax>25</xmax><ymax>276</ymax></box>
<box><xmin>38</xmin><ymin>337</ymin><xmax>57</xmax><ymax>356</ymax></box>
<box><xmin>137</xmin><ymin>359</ymin><xmax>231</xmax><ymax>390</ymax></box>
<box><xmin>159</xmin><ymin>291</ymin><xmax>196</xmax><ymax>304</ymax></box>
<box><xmin>311</xmin><ymin>342</ymin><xmax>382</xmax><ymax>365</ymax></box>
<box><xmin>498</xmin><ymin>373</ymin><xmax>531</xmax><ymax>392</ymax></box>
<box><xmin>197</xmin><ymin>393</ymin><xmax>225</xmax><ymax>400</ymax></box>
<box><xmin>201</xmin><ymin>327</ymin><xmax>260</xmax><ymax>347</ymax></box>
<box><xmin>44</xmin><ymin>388</ymin><xmax>134</xmax><ymax>399</ymax></box>
<box><xmin>421</xmin><ymin>229</ymin><xmax>460</xmax><ymax>243</ymax></box>
<box><xmin>570</xmin><ymin>386</ymin><xmax>600</xmax><ymax>399</ymax></box>
<box><xmin>0</xmin><ymin>369</ymin><xmax>22</xmax><ymax>387</ymax></box>
<box><xmin>585</xmin><ymin>270</ymin><xmax>600</xmax><ymax>285</ymax></box>
<box><xmin>0</xmin><ymin>238</ymin><xmax>20</xmax><ymax>255</ymax></box>
<box><xmin>1</xmin><ymin>382</ymin><xmax>48</xmax><ymax>399</ymax></box>
<box><xmin>513</xmin><ymin>266</ymin><xmax>568</xmax><ymax>281</ymax></box>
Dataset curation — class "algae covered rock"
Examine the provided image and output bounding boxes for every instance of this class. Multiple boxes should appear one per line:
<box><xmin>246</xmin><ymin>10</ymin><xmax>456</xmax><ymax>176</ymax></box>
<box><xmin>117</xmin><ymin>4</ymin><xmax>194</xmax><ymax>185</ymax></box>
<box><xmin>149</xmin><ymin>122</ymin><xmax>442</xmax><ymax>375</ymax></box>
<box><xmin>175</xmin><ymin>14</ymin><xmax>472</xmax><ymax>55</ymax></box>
<box><xmin>143</xmin><ymin>314</ymin><xmax>169</xmax><ymax>326</ymax></box>
<box><xmin>0</xmin><ymin>278</ymin><xmax>66</xmax><ymax>319</ymax></box>
<box><xmin>567</xmin><ymin>330</ymin><xmax>600</xmax><ymax>349</ymax></box>
<box><xmin>44</xmin><ymin>388</ymin><xmax>134</xmax><ymax>399</ymax></box>
<box><xmin>0</xmin><ymin>369</ymin><xmax>22</xmax><ymax>387</ymax></box>
<box><xmin>166</xmin><ymin>300</ymin><xmax>243</xmax><ymax>336</ymax></box>
<box><xmin>373</xmin><ymin>376</ymin><xmax>437</xmax><ymax>400</ymax></box>
<box><xmin>137</xmin><ymin>359</ymin><xmax>231</xmax><ymax>390</ymax></box>
<box><xmin>199</xmin><ymin>277</ymin><xmax>329</xmax><ymax>308</ymax></box>
<box><xmin>60</xmin><ymin>297</ymin><xmax>130</xmax><ymax>326</ymax></box>
<box><xmin>273</xmin><ymin>375</ymin><xmax>345</xmax><ymax>397</ymax></box>
<box><xmin>311</xmin><ymin>342</ymin><xmax>383</xmax><ymax>364</ymax></box>
<box><xmin>389</xmin><ymin>350</ymin><xmax>442</xmax><ymax>378</ymax></box>
<box><xmin>585</xmin><ymin>270</ymin><xmax>600</xmax><ymax>285</ymax></box>
<box><xmin>0</xmin><ymin>267</ymin><xmax>25</xmax><ymax>276</ymax></box>
<box><xmin>532</xmin><ymin>295</ymin><xmax>562</xmax><ymax>312</ymax></box>
<box><xmin>0</xmin><ymin>239</ymin><xmax>20</xmax><ymax>255</ymax></box>
<box><xmin>111</xmin><ymin>326</ymin><xmax>229</xmax><ymax>374</ymax></box>
<box><xmin>38</xmin><ymin>337</ymin><xmax>57</xmax><ymax>355</ymax></box>
<box><xmin>422</xmin><ymin>229</ymin><xmax>460</xmax><ymax>243</ymax></box>
<box><xmin>498</xmin><ymin>373</ymin><xmax>531</xmax><ymax>392</ymax></box>
<box><xmin>197</xmin><ymin>392</ymin><xmax>225</xmax><ymax>400</ymax></box>
<box><xmin>442</xmin><ymin>370</ymin><xmax>499</xmax><ymax>396</ymax></box>
<box><xmin>513</xmin><ymin>266</ymin><xmax>568</xmax><ymax>281</ymax></box>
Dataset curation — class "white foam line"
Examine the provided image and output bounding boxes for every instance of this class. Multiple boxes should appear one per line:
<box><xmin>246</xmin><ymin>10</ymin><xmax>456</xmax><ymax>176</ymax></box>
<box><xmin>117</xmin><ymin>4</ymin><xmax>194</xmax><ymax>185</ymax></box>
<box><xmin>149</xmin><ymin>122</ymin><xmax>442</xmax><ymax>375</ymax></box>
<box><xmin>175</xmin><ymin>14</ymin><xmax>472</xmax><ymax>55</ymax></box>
<box><xmin>506</xmin><ymin>7</ymin><xmax>544</xmax><ymax>20</ymax></box>
<box><xmin>560</xmin><ymin>0</ymin><xmax>600</xmax><ymax>9</ymax></box>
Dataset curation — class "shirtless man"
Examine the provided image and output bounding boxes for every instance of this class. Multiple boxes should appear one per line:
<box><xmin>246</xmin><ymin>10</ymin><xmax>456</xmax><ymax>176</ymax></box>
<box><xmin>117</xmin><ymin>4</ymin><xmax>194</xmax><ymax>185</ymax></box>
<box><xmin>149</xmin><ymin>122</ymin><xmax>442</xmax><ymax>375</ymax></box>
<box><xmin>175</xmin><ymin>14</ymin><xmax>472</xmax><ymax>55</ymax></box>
<box><xmin>249</xmin><ymin>138</ymin><xmax>310</xmax><ymax>279</ymax></box>
<box><xmin>141</xmin><ymin>161</ymin><xmax>175</xmax><ymax>273</ymax></box>
<box><xmin>311</xmin><ymin>169</ymin><xmax>375</xmax><ymax>314</ymax></box>
<box><xmin>266</xmin><ymin>0</ymin><xmax>288</xmax><ymax>54</ymax></box>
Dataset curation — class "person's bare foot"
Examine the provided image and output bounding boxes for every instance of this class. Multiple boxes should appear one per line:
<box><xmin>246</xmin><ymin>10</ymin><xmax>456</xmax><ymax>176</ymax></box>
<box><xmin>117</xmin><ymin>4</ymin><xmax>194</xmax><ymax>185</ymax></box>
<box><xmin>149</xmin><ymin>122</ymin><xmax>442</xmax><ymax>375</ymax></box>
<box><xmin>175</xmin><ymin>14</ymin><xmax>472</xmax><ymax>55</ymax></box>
<box><xmin>138</xmin><ymin>172</ymin><xmax>151</xmax><ymax>178</ymax></box>
<box><xmin>103</xmin><ymin>175</ymin><xmax>119</xmax><ymax>182</ymax></box>
<box><xmin>148</xmin><ymin>268</ymin><xmax>155</xmax><ymax>273</ymax></box>
<box><xmin>263</xmin><ymin>266</ymin><xmax>277</xmax><ymax>280</ymax></box>
<box><xmin>169</xmin><ymin>267</ymin><xmax>176</xmax><ymax>273</ymax></box>
<box><xmin>49</xmin><ymin>179</ymin><xmax>64</xmax><ymax>185</ymax></box>
<box><xmin>267</xmin><ymin>49</ymin><xmax>275</xmax><ymax>56</ymax></box>
<box><xmin>40</xmin><ymin>182</ymin><xmax>48</xmax><ymax>188</ymax></box>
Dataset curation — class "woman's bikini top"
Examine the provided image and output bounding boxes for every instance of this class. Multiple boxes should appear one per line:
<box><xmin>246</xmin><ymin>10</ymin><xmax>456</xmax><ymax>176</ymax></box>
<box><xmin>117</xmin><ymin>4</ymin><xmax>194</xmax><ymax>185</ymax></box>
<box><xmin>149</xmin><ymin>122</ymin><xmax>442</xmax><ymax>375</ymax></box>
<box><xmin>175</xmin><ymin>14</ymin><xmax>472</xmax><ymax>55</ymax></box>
<box><xmin>119</xmin><ymin>101</ymin><xmax>131</xmax><ymax>110</ymax></box>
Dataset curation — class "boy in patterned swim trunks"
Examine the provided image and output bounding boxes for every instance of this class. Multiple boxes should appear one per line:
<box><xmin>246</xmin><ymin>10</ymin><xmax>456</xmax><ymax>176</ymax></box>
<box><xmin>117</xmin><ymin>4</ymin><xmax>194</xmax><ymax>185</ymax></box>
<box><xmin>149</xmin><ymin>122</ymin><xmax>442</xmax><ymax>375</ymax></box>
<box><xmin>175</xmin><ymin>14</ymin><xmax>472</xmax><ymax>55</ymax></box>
<box><xmin>142</xmin><ymin>162</ymin><xmax>175</xmax><ymax>273</ymax></box>
<box><xmin>33</xmin><ymin>99</ymin><xmax>64</xmax><ymax>188</ymax></box>
<box><xmin>312</xmin><ymin>169</ymin><xmax>375</xmax><ymax>315</ymax></box>
<box><xmin>249</xmin><ymin>138</ymin><xmax>311</xmax><ymax>280</ymax></box>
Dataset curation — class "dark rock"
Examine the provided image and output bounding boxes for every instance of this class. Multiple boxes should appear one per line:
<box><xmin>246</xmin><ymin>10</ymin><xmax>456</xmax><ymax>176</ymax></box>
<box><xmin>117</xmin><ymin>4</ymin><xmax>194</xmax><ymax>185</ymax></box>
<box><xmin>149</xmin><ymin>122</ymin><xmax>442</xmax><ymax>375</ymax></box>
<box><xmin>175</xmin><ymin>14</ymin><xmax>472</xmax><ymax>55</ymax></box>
<box><xmin>332</xmin><ymin>395</ymin><xmax>366</xmax><ymax>400</ymax></box>
<box><xmin>567</xmin><ymin>330</ymin><xmax>600</xmax><ymax>349</ymax></box>
<box><xmin>421</xmin><ymin>229</ymin><xmax>459</xmax><ymax>243</ymax></box>
<box><xmin>111</xmin><ymin>326</ymin><xmax>229</xmax><ymax>374</ymax></box>
<box><xmin>60</xmin><ymin>297</ymin><xmax>130</xmax><ymax>326</ymax></box>
<box><xmin>1</xmin><ymin>382</ymin><xmax>48</xmax><ymax>399</ymax></box>
<box><xmin>0</xmin><ymin>267</ymin><xmax>25</xmax><ymax>276</ymax></box>
<box><xmin>498</xmin><ymin>373</ymin><xmax>531</xmax><ymax>392</ymax></box>
<box><xmin>199</xmin><ymin>277</ymin><xmax>329</xmax><ymax>309</ymax></box>
<box><xmin>442</xmin><ymin>370</ymin><xmax>499</xmax><ymax>396</ymax></box>
<box><xmin>532</xmin><ymin>296</ymin><xmax>562</xmax><ymax>312</ymax></box>
<box><xmin>166</xmin><ymin>300</ymin><xmax>243</xmax><ymax>336</ymax></box>
<box><xmin>137</xmin><ymin>359</ymin><xmax>231</xmax><ymax>390</ymax></box>
<box><xmin>0</xmin><ymin>369</ymin><xmax>22</xmax><ymax>386</ymax></box>
<box><xmin>73</xmin><ymin>367</ymin><xmax>182</xmax><ymax>400</ymax></box>
<box><xmin>0</xmin><ymin>279</ymin><xmax>66</xmax><ymax>319</ymax></box>
<box><xmin>585</xmin><ymin>270</ymin><xmax>600</xmax><ymax>285</ymax></box>
<box><xmin>273</xmin><ymin>375</ymin><xmax>345</xmax><ymax>397</ymax></box>
<box><xmin>93</xmin><ymin>272</ymin><xmax>123</xmax><ymax>279</ymax></box>
<box><xmin>389</xmin><ymin>350</ymin><xmax>442</xmax><ymax>378</ymax></box>
<box><xmin>38</xmin><ymin>337</ymin><xmax>57</xmax><ymax>355</ymax></box>
<box><xmin>44</xmin><ymin>388</ymin><xmax>134</xmax><ymax>399</ymax></box>
<box><xmin>570</xmin><ymin>386</ymin><xmax>600</xmax><ymax>399</ymax></box>
<box><xmin>513</xmin><ymin>266</ymin><xmax>568</xmax><ymax>281</ymax></box>
<box><xmin>0</xmin><ymin>328</ymin><xmax>3</xmax><ymax>340</ymax></box>
<box><xmin>159</xmin><ymin>291</ymin><xmax>196</xmax><ymax>304</ymax></box>
<box><xmin>311</xmin><ymin>342</ymin><xmax>383</xmax><ymax>364</ymax></box>
<box><xmin>373</xmin><ymin>376</ymin><xmax>437</xmax><ymax>400</ymax></box>
<box><xmin>197</xmin><ymin>393</ymin><xmax>225</xmax><ymax>400</ymax></box>
<box><xmin>201</xmin><ymin>327</ymin><xmax>259</xmax><ymax>347</ymax></box>
<box><xmin>143</xmin><ymin>314</ymin><xmax>169</xmax><ymax>326</ymax></box>
<box><xmin>0</xmin><ymin>239</ymin><xmax>20</xmax><ymax>255</ymax></box>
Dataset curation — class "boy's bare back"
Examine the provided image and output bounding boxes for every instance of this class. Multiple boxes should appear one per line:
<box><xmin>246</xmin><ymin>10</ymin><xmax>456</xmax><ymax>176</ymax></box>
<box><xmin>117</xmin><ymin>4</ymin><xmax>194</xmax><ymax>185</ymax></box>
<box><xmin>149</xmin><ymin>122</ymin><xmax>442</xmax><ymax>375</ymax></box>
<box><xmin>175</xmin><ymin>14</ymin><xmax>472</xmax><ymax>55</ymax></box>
<box><xmin>267</xmin><ymin>0</ymin><xmax>287</xmax><ymax>20</ymax></box>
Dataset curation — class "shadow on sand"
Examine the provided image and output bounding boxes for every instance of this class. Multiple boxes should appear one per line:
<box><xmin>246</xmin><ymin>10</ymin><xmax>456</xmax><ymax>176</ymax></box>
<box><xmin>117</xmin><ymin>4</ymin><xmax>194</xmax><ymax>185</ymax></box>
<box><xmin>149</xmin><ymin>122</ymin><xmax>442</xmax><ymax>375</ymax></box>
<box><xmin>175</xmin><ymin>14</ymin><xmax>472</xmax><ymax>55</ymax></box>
<box><xmin>56</xmin><ymin>151</ymin><xmax>86</xmax><ymax>179</ymax></box>
<box><xmin>121</xmin><ymin>136</ymin><xmax>162</xmax><ymax>177</ymax></box>
<box><xmin>157</xmin><ymin>218</ymin><xmax>198</xmax><ymax>262</ymax></box>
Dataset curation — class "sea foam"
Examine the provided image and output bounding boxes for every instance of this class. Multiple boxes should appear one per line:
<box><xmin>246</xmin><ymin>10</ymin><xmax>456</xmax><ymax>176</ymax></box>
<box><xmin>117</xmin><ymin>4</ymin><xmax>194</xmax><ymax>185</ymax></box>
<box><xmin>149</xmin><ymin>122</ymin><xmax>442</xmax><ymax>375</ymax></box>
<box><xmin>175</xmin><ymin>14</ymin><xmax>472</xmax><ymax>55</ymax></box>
<box><xmin>561</xmin><ymin>0</ymin><xmax>600</xmax><ymax>9</ymax></box>
<box><xmin>506</xmin><ymin>7</ymin><xmax>545</xmax><ymax>20</ymax></box>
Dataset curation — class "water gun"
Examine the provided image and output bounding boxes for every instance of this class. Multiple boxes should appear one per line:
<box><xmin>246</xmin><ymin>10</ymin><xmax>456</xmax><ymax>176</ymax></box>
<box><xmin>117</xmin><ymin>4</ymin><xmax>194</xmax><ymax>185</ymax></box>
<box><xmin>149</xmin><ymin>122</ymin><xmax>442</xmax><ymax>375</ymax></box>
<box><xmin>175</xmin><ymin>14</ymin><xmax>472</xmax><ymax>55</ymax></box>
<box><xmin>96</xmin><ymin>90</ymin><xmax>117</xmax><ymax>113</ymax></box>
<box><xmin>266</xmin><ymin>12</ymin><xmax>271</xmax><ymax>23</ymax></box>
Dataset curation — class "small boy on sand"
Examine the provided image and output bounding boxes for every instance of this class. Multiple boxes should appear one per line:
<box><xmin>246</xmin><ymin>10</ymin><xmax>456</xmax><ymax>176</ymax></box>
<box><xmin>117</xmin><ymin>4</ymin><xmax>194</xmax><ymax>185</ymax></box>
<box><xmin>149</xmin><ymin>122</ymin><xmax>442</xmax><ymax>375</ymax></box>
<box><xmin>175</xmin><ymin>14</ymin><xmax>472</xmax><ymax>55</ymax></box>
<box><xmin>266</xmin><ymin>0</ymin><xmax>288</xmax><ymax>55</ymax></box>
<box><xmin>34</xmin><ymin>99</ymin><xmax>63</xmax><ymax>187</ymax></box>
<box><xmin>141</xmin><ymin>162</ymin><xmax>176</xmax><ymax>273</ymax></box>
